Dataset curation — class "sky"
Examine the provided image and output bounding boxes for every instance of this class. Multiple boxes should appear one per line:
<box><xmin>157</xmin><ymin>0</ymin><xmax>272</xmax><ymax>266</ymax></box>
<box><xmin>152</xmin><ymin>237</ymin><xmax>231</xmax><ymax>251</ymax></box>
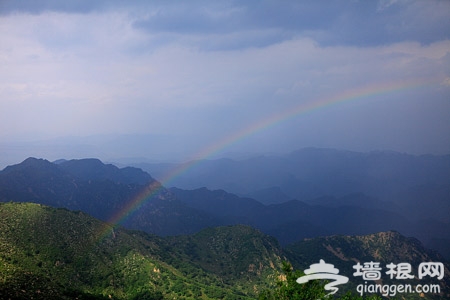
<box><xmin>0</xmin><ymin>0</ymin><xmax>450</xmax><ymax>166</ymax></box>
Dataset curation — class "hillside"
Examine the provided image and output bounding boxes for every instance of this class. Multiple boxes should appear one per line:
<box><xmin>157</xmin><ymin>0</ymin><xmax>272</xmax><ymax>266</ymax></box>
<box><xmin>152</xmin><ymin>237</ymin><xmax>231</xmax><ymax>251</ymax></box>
<box><xmin>165</xmin><ymin>225</ymin><xmax>283</xmax><ymax>287</ymax></box>
<box><xmin>0</xmin><ymin>202</ymin><xmax>284</xmax><ymax>299</ymax></box>
<box><xmin>1</xmin><ymin>202</ymin><xmax>448</xmax><ymax>299</ymax></box>
<box><xmin>0</xmin><ymin>158</ymin><xmax>218</xmax><ymax>236</ymax></box>
<box><xmin>285</xmin><ymin>231</ymin><xmax>450</xmax><ymax>299</ymax></box>
<box><xmin>0</xmin><ymin>157</ymin><xmax>166</xmax><ymax>221</ymax></box>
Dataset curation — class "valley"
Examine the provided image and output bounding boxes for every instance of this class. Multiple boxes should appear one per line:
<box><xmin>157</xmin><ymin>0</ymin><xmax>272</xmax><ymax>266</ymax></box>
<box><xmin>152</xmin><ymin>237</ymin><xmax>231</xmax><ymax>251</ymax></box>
<box><xmin>0</xmin><ymin>149</ymin><xmax>449</xmax><ymax>299</ymax></box>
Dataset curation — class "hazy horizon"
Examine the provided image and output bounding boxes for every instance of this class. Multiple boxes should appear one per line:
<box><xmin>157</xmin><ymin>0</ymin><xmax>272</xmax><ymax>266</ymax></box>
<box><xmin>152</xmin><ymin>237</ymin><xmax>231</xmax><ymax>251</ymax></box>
<box><xmin>1</xmin><ymin>0</ymin><xmax>449</xmax><ymax>167</ymax></box>
<box><xmin>1</xmin><ymin>134</ymin><xmax>450</xmax><ymax>171</ymax></box>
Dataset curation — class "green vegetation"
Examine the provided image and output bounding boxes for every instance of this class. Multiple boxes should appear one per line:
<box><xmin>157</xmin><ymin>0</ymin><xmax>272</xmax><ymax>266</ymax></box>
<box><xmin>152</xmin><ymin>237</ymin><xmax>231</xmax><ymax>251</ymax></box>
<box><xmin>0</xmin><ymin>202</ymin><xmax>448</xmax><ymax>299</ymax></box>
<box><xmin>0</xmin><ymin>202</ymin><xmax>280</xmax><ymax>299</ymax></box>
<box><xmin>164</xmin><ymin>225</ymin><xmax>283</xmax><ymax>288</ymax></box>
<box><xmin>284</xmin><ymin>232</ymin><xmax>450</xmax><ymax>299</ymax></box>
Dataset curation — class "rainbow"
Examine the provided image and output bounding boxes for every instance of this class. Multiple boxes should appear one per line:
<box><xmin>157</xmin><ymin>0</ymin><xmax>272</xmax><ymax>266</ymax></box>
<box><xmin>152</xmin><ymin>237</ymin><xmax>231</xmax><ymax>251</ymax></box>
<box><xmin>98</xmin><ymin>77</ymin><xmax>439</xmax><ymax>239</ymax></box>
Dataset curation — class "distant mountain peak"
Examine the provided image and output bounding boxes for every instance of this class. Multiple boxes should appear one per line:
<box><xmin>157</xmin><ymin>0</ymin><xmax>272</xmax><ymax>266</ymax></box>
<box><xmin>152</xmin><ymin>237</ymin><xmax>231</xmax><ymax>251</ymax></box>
<box><xmin>2</xmin><ymin>157</ymin><xmax>59</xmax><ymax>174</ymax></box>
<box><xmin>22</xmin><ymin>156</ymin><xmax>46</xmax><ymax>163</ymax></box>
<box><xmin>58</xmin><ymin>158</ymin><xmax>154</xmax><ymax>185</ymax></box>
<box><xmin>19</xmin><ymin>157</ymin><xmax>52</xmax><ymax>167</ymax></box>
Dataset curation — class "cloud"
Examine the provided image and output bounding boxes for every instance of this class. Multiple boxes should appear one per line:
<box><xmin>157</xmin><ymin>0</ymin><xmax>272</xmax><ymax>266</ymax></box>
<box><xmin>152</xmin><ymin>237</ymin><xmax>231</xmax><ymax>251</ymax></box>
<box><xmin>0</xmin><ymin>0</ymin><xmax>449</xmax><ymax>157</ymax></box>
<box><xmin>3</xmin><ymin>0</ymin><xmax>449</xmax><ymax>48</ymax></box>
<box><xmin>0</xmin><ymin>0</ymin><xmax>119</xmax><ymax>15</ymax></box>
<box><xmin>132</xmin><ymin>0</ymin><xmax>450</xmax><ymax>48</ymax></box>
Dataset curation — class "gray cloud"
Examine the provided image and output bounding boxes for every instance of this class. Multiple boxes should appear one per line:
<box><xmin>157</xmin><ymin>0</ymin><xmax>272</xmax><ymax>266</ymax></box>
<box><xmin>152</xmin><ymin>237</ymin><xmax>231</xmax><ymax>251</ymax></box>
<box><xmin>130</xmin><ymin>0</ymin><xmax>450</xmax><ymax>49</ymax></box>
<box><xmin>3</xmin><ymin>0</ymin><xmax>449</xmax><ymax>48</ymax></box>
<box><xmin>0</xmin><ymin>0</ymin><xmax>449</xmax><ymax>163</ymax></box>
<box><xmin>0</xmin><ymin>0</ymin><xmax>106</xmax><ymax>14</ymax></box>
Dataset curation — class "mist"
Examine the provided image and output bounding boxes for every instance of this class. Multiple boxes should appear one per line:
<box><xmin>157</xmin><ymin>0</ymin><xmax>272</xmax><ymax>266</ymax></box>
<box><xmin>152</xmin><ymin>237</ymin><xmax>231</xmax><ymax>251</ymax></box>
<box><xmin>1</xmin><ymin>0</ymin><xmax>449</xmax><ymax>167</ymax></box>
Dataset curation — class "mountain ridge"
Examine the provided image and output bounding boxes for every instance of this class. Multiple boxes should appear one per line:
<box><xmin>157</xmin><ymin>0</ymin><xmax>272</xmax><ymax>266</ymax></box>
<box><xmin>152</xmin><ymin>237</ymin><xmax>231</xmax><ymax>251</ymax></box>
<box><xmin>1</xmin><ymin>155</ymin><xmax>449</xmax><ymax>260</ymax></box>
<box><xmin>135</xmin><ymin>147</ymin><xmax>450</xmax><ymax>214</ymax></box>
<box><xmin>1</xmin><ymin>202</ymin><xmax>448</xmax><ymax>299</ymax></box>
<box><xmin>0</xmin><ymin>202</ymin><xmax>283</xmax><ymax>299</ymax></box>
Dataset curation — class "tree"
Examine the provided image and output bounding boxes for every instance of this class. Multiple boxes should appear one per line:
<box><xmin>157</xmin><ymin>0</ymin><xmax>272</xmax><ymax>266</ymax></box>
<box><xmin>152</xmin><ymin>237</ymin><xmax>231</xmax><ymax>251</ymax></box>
<box><xmin>259</xmin><ymin>261</ymin><xmax>326</xmax><ymax>300</ymax></box>
<box><xmin>130</xmin><ymin>289</ymin><xmax>164</xmax><ymax>300</ymax></box>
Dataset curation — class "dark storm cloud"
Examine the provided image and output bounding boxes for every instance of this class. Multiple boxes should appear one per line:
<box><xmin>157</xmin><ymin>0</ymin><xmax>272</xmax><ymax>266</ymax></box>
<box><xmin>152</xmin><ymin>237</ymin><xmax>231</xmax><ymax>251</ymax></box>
<box><xmin>132</xmin><ymin>0</ymin><xmax>450</xmax><ymax>48</ymax></box>
<box><xmin>3</xmin><ymin>0</ymin><xmax>449</xmax><ymax>48</ymax></box>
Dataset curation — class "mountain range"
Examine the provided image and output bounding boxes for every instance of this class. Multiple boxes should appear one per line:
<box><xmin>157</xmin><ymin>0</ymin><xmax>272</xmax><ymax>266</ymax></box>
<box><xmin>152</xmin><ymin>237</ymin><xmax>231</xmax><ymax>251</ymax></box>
<box><xmin>1</xmin><ymin>202</ymin><xmax>448</xmax><ymax>299</ymax></box>
<box><xmin>0</xmin><ymin>151</ymin><xmax>449</xmax><ymax>298</ymax></box>
<box><xmin>134</xmin><ymin>148</ymin><xmax>450</xmax><ymax>220</ymax></box>
<box><xmin>132</xmin><ymin>148</ymin><xmax>450</xmax><ymax>256</ymax></box>
<box><xmin>1</xmin><ymin>153</ymin><xmax>449</xmax><ymax>260</ymax></box>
